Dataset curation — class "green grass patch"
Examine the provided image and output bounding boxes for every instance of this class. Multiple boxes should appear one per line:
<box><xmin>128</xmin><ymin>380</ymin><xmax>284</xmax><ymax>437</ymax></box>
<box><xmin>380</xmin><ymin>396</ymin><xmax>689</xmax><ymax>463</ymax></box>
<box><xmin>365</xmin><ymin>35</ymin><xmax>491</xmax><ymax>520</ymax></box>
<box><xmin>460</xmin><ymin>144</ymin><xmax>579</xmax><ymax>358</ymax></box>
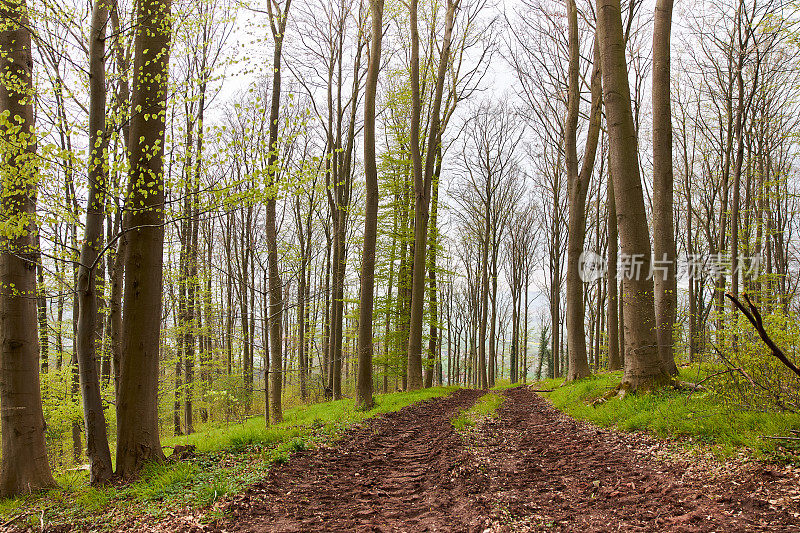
<box><xmin>452</xmin><ymin>392</ymin><xmax>504</xmax><ymax>431</ymax></box>
<box><xmin>490</xmin><ymin>379</ymin><xmax>520</xmax><ymax>391</ymax></box>
<box><xmin>533</xmin><ymin>367</ymin><xmax>800</xmax><ymax>459</ymax></box>
<box><xmin>2</xmin><ymin>386</ymin><xmax>459</xmax><ymax>530</ymax></box>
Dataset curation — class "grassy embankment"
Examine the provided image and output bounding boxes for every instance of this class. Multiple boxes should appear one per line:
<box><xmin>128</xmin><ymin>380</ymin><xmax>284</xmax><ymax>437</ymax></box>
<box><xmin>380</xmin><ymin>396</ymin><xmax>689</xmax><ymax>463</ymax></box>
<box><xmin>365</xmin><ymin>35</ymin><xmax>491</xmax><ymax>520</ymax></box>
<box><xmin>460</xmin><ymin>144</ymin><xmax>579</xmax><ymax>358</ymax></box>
<box><xmin>0</xmin><ymin>386</ymin><xmax>459</xmax><ymax>530</ymax></box>
<box><xmin>524</xmin><ymin>366</ymin><xmax>800</xmax><ymax>459</ymax></box>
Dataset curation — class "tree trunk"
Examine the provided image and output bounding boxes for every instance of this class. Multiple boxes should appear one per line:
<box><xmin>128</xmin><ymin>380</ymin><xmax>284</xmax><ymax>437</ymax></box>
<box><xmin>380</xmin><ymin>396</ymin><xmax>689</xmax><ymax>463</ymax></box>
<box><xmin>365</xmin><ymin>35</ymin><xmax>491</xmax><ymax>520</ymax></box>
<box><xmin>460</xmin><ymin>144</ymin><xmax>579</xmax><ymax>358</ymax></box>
<box><xmin>356</xmin><ymin>0</ymin><xmax>383</xmax><ymax>410</ymax></box>
<box><xmin>606</xmin><ymin>171</ymin><xmax>622</xmax><ymax>370</ymax></box>
<box><xmin>115</xmin><ymin>0</ymin><xmax>172</xmax><ymax>478</ymax></box>
<box><xmin>652</xmin><ymin>0</ymin><xmax>678</xmax><ymax>376</ymax></box>
<box><xmin>75</xmin><ymin>0</ymin><xmax>114</xmax><ymax>483</ymax></box>
<box><xmin>564</xmin><ymin>0</ymin><xmax>589</xmax><ymax>381</ymax></box>
<box><xmin>425</xmin><ymin>166</ymin><xmax>441</xmax><ymax>389</ymax></box>
<box><xmin>565</xmin><ymin>10</ymin><xmax>603</xmax><ymax>380</ymax></box>
<box><xmin>597</xmin><ymin>0</ymin><xmax>669</xmax><ymax>390</ymax></box>
<box><xmin>265</xmin><ymin>0</ymin><xmax>291</xmax><ymax>423</ymax></box>
<box><xmin>0</xmin><ymin>0</ymin><xmax>58</xmax><ymax>496</ymax></box>
<box><xmin>406</xmin><ymin>0</ymin><xmax>457</xmax><ymax>389</ymax></box>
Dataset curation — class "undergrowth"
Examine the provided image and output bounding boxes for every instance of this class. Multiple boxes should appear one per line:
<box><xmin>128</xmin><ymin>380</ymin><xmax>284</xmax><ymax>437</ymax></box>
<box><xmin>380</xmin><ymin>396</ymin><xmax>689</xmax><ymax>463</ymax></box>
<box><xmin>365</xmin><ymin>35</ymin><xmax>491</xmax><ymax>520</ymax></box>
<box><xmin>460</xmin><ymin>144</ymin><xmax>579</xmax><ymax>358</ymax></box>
<box><xmin>533</xmin><ymin>366</ymin><xmax>800</xmax><ymax>460</ymax></box>
<box><xmin>0</xmin><ymin>386</ymin><xmax>458</xmax><ymax>531</ymax></box>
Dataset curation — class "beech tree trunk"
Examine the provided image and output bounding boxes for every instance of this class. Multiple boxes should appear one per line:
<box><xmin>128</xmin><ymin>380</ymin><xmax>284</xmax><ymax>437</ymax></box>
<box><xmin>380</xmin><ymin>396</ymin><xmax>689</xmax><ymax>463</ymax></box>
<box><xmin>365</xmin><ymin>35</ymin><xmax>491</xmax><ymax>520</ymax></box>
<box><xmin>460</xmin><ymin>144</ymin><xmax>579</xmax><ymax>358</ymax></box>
<box><xmin>652</xmin><ymin>0</ymin><xmax>678</xmax><ymax>376</ymax></box>
<box><xmin>597</xmin><ymin>0</ymin><xmax>670</xmax><ymax>390</ymax></box>
<box><xmin>265</xmin><ymin>0</ymin><xmax>291</xmax><ymax>424</ymax></box>
<box><xmin>565</xmin><ymin>0</ymin><xmax>603</xmax><ymax>381</ymax></box>
<box><xmin>425</xmin><ymin>167</ymin><xmax>441</xmax><ymax>389</ymax></box>
<box><xmin>406</xmin><ymin>0</ymin><xmax>457</xmax><ymax>389</ymax></box>
<box><xmin>606</xmin><ymin>173</ymin><xmax>622</xmax><ymax>370</ymax></box>
<box><xmin>75</xmin><ymin>0</ymin><xmax>114</xmax><ymax>484</ymax></box>
<box><xmin>0</xmin><ymin>0</ymin><xmax>57</xmax><ymax>497</ymax></box>
<box><xmin>116</xmin><ymin>0</ymin><xmax>172</xmax><ymax>478</ymax></box>
<box><xmin>356</xmin><ymin>0</ymin><xmax>383</xmax><ymax>410</ymax></box>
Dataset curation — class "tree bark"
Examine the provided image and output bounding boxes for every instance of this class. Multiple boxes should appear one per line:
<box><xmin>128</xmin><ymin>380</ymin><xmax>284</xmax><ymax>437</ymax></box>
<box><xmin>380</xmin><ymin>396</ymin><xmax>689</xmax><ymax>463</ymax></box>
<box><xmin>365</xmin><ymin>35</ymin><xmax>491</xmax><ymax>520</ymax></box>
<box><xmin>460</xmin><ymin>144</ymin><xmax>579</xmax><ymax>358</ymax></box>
<box><xmin>565</xmin><ymin>4</ymin><xmax>603</xmax><ymax>380</ymax></box>
<box><xmin>0</xmin><ymin>0</ymin><xmax>58</xmax><ymax>497</ymax></box>
<box><xmin>115</xmin><ymin>0</ymin><xmax>172</xmax><ymax>478</ymax></box>
<box><xmin>425</xmin><ymin>168</ymin><xmax>441</xmax><ymax>389</ymax></box>
<box><xmin>265</xmin><ymin>0</ymin><xmax>291</xmax><ymax>424</ymax></box>
<box><xmin>406</xmin><ymin>0</ymin><xmax>457</xmax><ymax>389</ymax></box>
<box><xmin>652</xmin><ymin>0</ymin><xmax>678</xmax><ymax>375</ymax></box>
<box><xmin>356</xmin><ymin>0</ymin><xmax>383</xmax><ymax>410</ymax></box>
<box><xmin>606</xmin><ymin>170</ymin><xmax>621</xmax><ymax>370</ymax></box>
<box><xmin>75</xmin><ymin>0</ymin><xmax>114</xmax><ymax>483</ymax></box>
<box><xmin>597</xmin><ymin>0</ymin><xmax>670</xmax><ymax>390</ymax></box>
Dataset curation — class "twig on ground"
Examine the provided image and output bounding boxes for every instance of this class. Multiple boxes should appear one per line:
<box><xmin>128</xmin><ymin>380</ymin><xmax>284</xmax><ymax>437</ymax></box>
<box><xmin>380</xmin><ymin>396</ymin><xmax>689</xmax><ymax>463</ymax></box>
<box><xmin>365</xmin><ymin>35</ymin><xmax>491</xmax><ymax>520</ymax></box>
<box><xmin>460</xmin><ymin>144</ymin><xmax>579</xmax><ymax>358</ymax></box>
<box><xmin>1</xmin><ymin>513</ymin><xmax>22</xmax><ymax>528</ymax></box>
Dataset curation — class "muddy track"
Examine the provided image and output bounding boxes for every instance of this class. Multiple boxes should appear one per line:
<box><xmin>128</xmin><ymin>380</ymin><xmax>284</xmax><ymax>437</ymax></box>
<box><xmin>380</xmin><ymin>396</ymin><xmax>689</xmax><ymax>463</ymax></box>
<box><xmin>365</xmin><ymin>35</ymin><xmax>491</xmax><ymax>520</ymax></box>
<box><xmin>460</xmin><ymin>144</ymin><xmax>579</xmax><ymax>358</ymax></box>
<box><xmin>470</xmin><ymin>387</ymin><xmax>800</xmax><ymax>532</ymax></box>
<box><xmin>152</xmin><ymin>386</ymin><xmax>799</xmax><ymax>533</ymax></box>
<box><xmin>205</xmin><ymin>388</ymin><xmax>483</xmax><ymax>532</ymax></box>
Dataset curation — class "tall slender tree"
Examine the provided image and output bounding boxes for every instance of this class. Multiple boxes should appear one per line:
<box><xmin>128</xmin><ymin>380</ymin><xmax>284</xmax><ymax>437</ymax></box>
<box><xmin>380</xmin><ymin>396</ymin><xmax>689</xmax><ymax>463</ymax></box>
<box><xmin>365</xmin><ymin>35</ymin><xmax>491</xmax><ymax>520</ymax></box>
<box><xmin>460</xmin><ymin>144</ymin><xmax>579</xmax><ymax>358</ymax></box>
<box><xmin>406</xmin><ymin>0</ymin><xmax>458</xmax><ymax>389</ymax></box>
<box><xmin>75</xmin><ymin>0</ymin><xmax>114</xmax><ymax>483</ymax></box>
<box><xmin>265</xmin><ymin>0</ymin><xmax>292</xmax><ymax>424</ymax></box>
<box><xmin>356</xmin><ymin>0</ymin><xmax>384</xmax><ymax>410</ymax></box>
<box><xmin>597</xmin><ymin>0</ymin><xmax>670</xmax><ymax>390</ymax></box>
<box><xmin>652</xmin><ymin>0</ymin><xmax>678</xmax><ymax>375</ymax></box>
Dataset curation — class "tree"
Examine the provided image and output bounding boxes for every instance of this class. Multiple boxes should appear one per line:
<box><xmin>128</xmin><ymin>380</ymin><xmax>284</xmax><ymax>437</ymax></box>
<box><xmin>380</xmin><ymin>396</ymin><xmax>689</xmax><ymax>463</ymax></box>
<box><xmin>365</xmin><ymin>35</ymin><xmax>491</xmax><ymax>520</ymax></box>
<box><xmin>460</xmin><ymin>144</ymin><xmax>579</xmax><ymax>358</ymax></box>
<box><xmin>0</xmin><ymin>0</ymin><xmax>58</xmax><ymax>497</ymax></box>
<box><xmin>116</xmin><ymin>0</ymin><xmax>173</xmax><ymax>478</ymax></box>
<box><xmin>564</xmin><ymin>0</ymin><xmax>602</xmax><ymax>381</ymax></box>
<box><xmin>356</xmin><ymin>0</ymin><xmax>384</xmax><ymax>410</ymax></box>
<box><xmin>406</xmin><ymin>0</ymin><xmax>459</xmax><ymax>390</ymax></box>
<box><xmin>265</xmin><ymin>0</ymin><xmax>292</xmax><ymax>424</ymax></box>
<box><xmin>74</xmin><ymin>0</ymin><xmax>114</xmax><ymax>484</ymax></box>
<box><xmin>596</xmin><ymin>0</ymin><xmax>670</xmax><ymax>390</ymax></box>
<box><xmin>651</xmin><ymin>0</ymin><xmax>678</xmax><ymax>376</ymax></box>
<box><xmin>453</xmin><ymin>102</ymin><xmax>522</xmax><ymax>389</ymax></box>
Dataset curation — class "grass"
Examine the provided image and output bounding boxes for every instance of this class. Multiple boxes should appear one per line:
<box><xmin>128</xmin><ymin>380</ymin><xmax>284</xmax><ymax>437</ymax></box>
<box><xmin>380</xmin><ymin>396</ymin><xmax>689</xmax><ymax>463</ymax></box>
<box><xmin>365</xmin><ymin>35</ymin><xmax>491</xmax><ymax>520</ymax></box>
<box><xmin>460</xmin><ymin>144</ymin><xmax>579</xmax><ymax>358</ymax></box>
<box><xmin>1</xmin><ymin>386</ymin><xmax>459</xmax><ymax>530</ymax></box>
<box><xmin>490</xmin><ymin>379</ymin><xmax>520</xmax><ymax>392</ymax></box>
<box><xmin>533</xmin><ymin>366</ymin><xmax>800</xmax><ymax>459</ymax></box>
<box><xmin>452</xmin><ymin>392</ymin><xmax>505</xmax><ymax>431</ymax></box>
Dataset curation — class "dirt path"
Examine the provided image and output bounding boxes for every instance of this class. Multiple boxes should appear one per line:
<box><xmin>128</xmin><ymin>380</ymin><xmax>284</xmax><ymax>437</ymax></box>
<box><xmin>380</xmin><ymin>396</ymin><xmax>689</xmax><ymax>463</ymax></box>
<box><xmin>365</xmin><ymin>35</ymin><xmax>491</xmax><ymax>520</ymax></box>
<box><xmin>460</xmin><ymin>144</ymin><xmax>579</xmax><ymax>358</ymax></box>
<box><xmin>168</xmin><ymin>387</ymin><xmax>799</xmax><ymax>533</ymax></box>
<box><xmin>202</xmin><ymin>388</ymin><xmax>484</xmax><ymax>532</ymax></box>
<box><xmin>466</xmin><ymin>387</ymin><xmax>800</xmax><ymax>532</ymax></box>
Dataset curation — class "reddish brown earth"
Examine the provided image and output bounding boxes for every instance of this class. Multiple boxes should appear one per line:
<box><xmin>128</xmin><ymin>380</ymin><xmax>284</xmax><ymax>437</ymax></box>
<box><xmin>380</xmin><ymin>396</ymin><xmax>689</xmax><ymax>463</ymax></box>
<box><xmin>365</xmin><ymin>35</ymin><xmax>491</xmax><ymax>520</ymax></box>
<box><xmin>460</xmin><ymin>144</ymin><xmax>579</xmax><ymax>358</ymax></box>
<box><xmin>464</xmin><ymin>387</ymin><xmax>800</xmax><ymax>532</ymax></box>
<box><xmin>196</xmin><ymin>388</ymin><xmax>486</xmax><ymax>533</ymax></box>
<box><xmin>43</xmin><ymin>387</ymin><xmax>800</xmax><ymax>532</ymax></box>
<box><xmin>152</xmin><ymin>386</ymin><xmax>800</xmax><ymax>533</ymax></box>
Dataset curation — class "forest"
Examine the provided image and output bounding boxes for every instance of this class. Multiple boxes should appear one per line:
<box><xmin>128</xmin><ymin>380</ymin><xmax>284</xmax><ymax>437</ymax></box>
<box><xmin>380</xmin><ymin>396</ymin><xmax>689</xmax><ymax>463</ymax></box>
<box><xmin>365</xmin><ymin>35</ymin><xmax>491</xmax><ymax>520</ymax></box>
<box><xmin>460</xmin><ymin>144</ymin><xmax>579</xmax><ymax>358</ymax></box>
<box><xmin>1</xmin><ymin>0</ymin><xmax>800</xmax><ymax>529</ymax></box>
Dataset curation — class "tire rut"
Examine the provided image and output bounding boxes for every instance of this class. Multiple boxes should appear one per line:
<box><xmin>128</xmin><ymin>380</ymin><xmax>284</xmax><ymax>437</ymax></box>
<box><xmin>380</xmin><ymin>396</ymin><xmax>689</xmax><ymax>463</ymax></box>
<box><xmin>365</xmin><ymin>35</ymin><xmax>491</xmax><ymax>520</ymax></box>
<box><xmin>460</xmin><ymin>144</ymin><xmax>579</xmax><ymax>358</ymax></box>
<box><xmin>208</xmin><ymin>388</ymin><xmax>483</xmax><ymax>532</ymax></box>
<box><xmin>470</xmin><ymin>387</ymin><xmax>799</xmax><ymax>532</ymax></box>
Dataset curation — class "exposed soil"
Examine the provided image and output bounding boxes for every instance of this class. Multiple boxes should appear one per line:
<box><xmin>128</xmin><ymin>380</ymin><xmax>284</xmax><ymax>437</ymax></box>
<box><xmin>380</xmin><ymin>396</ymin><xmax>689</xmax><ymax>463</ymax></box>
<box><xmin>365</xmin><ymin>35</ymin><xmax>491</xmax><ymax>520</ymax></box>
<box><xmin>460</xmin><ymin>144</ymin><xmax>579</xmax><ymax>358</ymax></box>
<box><xmin>68</xmin><ymin>387</ymin><xmax>800</xmax><ymax>532</ymax></box>
<box><xmin>466</xmin><ymin>387</ymin><xmax>800</xmax><ymax>532</ymax></box>
<box><xmin>195</xmin><ymin>388</ymin><xmax>485</xmax><ymax>533</ymax></box>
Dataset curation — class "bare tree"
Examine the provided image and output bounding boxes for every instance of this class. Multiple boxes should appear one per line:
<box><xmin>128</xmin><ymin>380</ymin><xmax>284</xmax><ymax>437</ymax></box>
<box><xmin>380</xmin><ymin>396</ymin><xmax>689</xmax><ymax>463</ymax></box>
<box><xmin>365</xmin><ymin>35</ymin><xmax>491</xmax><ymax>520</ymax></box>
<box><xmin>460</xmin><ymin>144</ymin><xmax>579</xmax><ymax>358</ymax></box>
<box><xmin>597</xmin><ymin>0</ymin><xmax>670</xmax><ymax>390</ymax></box>
<box><xmin>74</xmin><ymin>0</ymin><xmax>114</xmax><ymax>483</ymax></box>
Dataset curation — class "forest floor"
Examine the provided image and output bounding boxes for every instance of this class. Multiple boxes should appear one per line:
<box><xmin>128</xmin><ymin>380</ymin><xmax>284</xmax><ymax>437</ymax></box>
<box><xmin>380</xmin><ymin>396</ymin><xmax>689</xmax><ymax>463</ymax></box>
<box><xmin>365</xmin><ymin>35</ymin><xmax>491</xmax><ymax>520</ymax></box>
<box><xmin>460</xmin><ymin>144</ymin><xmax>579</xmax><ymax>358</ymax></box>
<box><xmin>127</xmin><ymin>386</ymin><xmax>800</xmax><ymax>533</ymax></box>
